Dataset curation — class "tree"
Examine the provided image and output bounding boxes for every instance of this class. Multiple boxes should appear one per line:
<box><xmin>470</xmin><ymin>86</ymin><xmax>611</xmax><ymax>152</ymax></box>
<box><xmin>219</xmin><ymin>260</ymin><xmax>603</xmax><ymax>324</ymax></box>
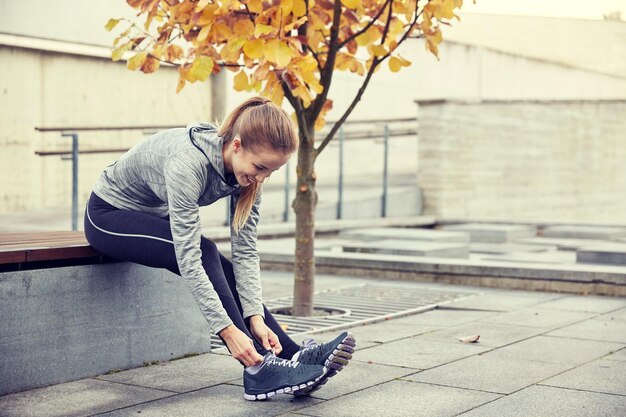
<box><xmin>107</xmin><ymin>0</ymin><xmax>464</xmax><ymax>316</ymax></box>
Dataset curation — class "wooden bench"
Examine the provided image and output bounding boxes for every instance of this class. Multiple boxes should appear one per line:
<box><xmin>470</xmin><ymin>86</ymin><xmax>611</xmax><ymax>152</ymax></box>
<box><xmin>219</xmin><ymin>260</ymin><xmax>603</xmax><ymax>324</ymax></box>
<box><xmin>0</xmin><ymin>231</ymin><xmax>102</xmax><ymax>269</ymax></box>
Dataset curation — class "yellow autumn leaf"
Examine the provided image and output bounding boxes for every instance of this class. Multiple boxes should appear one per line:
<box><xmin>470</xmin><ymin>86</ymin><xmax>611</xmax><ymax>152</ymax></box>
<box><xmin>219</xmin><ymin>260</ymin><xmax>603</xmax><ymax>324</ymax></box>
<box><xmin>247</xmin><ymin>0</ymin><xmax>263</xmax><ymax>14</ymax></box>
<box><xmin>342</xmin><ymin>0</ymin><xmax>361</xmax><ymax>9</ymax></box>
<box><xmin>196</xmin><ymin>24</ymin><xmax>211</xmax><ymax>43</ymax></box>
<box><xmin>127</xmin><ymin>51</ymin><xmax>147</xmax><ymax>70</ymax></box>
<box><xmin>292</xmin><ymin>0</ymin><xmax>306</xmax><ymax>16</ymax></box>
<box><xmin>263</xmin><ymin>39</ymin><xmax>279</xmax><ymax>64</ymax></box>
<box><xmin>189</xmin><ymin>56</ymin><xmax>214</xmax><ymax>81</ymax></box>
<box><xmin>234</xmin><ymin>19</ymin><xmax>254</xmax><ymax>37</ymax></box>
<box><xmin>104</xmin><ymin>18</ymin><xmax>120</xmax><ymax>32</ymax></box>
<box><xmin>275</xmin><ymin>41</ymin><xmax>293</xmax><ymax>68</ymax></box>
<box><xmin>356</xmin><ymin>26</ymin><xmax>381</xmax><ymax>47</ymax></box>
<box><xmin>281</xmin><ymin>0</ymin><xmax>293</xmax><ymax>17</ymax></box>
<box><xmin>254</xmin><ymin>23</ymin><xmax>276</xmax><ymax>38</ymax></box>
<box><xmin>369</xmin><ymin>44</ymin><xmax>387</xmax><ymax>57</ymax></box>
<box><xmin>176</xmin><ymin>65</ymin><xmax>188</xmax><ymax>93</ymax></box>
<box><xmin>388</xmin><ymin>56</ymin><xmax>410</xmax><ymax>72</ymax></box>
<box><xmin>243</xmin><ymin>39</ymin><xmax>264</xmax><ymax>59</ymax></box>
<box><xmin>425</xmin><ymin>28</ymin><xmax>442</xmax><ymax>58</ymax></box>
<box><xmin>111</xmin><ymin>41</ymin><xmax>132</xmax><ymax>61</ymax></box>
<box><xmin>233</xmin><ymin>70</ymin><xmax>251</xmax><ymax>91</ymax></box>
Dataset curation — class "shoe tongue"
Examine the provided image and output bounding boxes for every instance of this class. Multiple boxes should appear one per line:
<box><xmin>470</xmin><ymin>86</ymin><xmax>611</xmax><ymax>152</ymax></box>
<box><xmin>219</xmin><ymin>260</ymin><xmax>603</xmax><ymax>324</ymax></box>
<box><xmin>301</xmin><ymin>338</ymin><xmax>317</xmax><ymax>348</ymax></box>
<box><xmin>244</xmin><ymin>352</ymin><xmax>274</xmax><ymax>375</ymax></box>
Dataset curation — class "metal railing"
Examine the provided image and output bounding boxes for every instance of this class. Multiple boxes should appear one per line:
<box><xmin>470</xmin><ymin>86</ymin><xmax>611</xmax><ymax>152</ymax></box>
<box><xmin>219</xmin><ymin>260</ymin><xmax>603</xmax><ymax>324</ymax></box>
<box><xmin>34</xmin><ymin>118</ymin><xmax>417</xmax><ymax>230</ymax></box>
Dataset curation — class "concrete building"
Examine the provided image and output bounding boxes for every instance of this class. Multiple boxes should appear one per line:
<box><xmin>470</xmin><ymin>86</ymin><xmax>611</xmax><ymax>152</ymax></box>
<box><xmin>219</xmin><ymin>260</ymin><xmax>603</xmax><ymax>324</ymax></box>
<box><xmin>1</xmin><ymin>2</ymin><xmax>625</xmax><ymax>224</ymax></box>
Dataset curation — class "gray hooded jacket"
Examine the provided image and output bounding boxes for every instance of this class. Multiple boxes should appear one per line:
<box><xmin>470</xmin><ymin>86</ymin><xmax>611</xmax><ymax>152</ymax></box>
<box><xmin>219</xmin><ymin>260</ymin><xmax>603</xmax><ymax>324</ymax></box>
<box><xmin>93</xmin><ymin>123</ymin><xmax>263</xmax><ymax>334</ymax></box>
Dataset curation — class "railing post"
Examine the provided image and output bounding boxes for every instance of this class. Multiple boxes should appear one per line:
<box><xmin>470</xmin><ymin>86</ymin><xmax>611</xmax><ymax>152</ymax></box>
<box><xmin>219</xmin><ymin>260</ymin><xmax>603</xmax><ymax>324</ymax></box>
<box><xmin>62</xmin><ymin>133</ymin><xmax>79</xmax><ymax>231</ymax></box>
<box><xmin>283</xmin><ymin>160</ymin><xmax>290</xmax><ymax>222</ymax></box>
<box><xmin>225</xmin><ymin>196</ymin><xmax>231</xmax><ymax>228</ymax></box>
<box><xmin>337</xmin><ymin>126</ymin><xmax>344</xmax><ymax>219</ymax></box>
<box><xmin>382</xmin><ymin>124</ymin><xmax>389</xmax><ymax>218</ymax></box>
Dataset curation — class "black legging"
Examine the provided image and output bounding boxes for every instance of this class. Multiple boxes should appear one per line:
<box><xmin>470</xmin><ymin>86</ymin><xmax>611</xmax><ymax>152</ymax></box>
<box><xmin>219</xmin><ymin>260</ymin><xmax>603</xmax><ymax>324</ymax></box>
<box><xmin>84</xmin><ymin>192</ymin><xmax>300</xmax><ymax>360</ymax></box>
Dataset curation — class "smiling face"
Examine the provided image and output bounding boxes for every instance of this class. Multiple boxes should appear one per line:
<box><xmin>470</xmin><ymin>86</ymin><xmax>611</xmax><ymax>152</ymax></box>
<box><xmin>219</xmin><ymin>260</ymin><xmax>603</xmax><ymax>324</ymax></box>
<box><xmin>224</xmin><ymin>137</ymin><xmax>292</xmax><ymax>187</ymax></box>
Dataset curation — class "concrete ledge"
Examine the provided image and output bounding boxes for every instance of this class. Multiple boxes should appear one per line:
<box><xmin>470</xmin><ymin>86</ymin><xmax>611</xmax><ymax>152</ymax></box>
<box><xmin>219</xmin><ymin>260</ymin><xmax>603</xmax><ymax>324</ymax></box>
<box><xmin>258</xmin><ymin>251</ymin><xmax>626</xmax><ymax>297</ymax></box>
<box><xmin>0</xmin><ymin>263</ymin><xmax>211</xmax><ymax>396</ymax></box>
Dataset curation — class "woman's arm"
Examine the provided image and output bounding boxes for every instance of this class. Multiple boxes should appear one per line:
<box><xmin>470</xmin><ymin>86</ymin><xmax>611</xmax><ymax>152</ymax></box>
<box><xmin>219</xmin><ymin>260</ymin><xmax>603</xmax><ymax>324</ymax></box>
<box><xmin>164</xmin><ymin>153</ymin><xmax>233</xmax><ymax>334</ymax></box>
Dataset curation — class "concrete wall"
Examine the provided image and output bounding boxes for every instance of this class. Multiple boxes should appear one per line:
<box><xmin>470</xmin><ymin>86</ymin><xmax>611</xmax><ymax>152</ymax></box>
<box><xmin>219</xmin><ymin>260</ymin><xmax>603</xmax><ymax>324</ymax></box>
<box><xmin>0</xmin><ymin>262</ymin><xmax>212</xmax><ymax>396</ymax></box>
<box><xmin>417</xmin><ymin>100</ymin><xmax>626</xmax><ymax>223</ymax></box>
<box><xmin>304</xmin><ymin>41</ymin><xmax>626</xmax><ymax>122</ymax></box>
<box><xmin>0</xmin><ymin>44</ymin><xmax>212</xmax><ymax>212</ymax></box>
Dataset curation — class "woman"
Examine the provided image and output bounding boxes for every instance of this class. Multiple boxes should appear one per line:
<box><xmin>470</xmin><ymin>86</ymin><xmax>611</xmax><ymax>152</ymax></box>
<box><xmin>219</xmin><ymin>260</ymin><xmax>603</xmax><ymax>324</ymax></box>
<box><xmin>84</xmin><ymin>96</ymin><xmax>355</xmax><ymax>400</ymax></box>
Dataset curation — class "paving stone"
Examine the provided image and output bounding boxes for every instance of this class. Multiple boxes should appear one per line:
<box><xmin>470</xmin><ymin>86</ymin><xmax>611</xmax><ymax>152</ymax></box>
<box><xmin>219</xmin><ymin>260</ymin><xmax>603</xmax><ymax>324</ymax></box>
<box><xmin>577</xmin><ymin>243</ymin><xmax>626</xmax><ymax>266</ymax></box>
<box><xmin>297</xmin><ymin>380</ymin><xmax>500</xmax><ymax>417</ymax></box>
<box><xmin>546</xmin><ymin>318</ymin><xmax>626</xmax><ymax>343</ymax></box>
<box><xmin>480</xmin><ymin>307</ymin><xmax>595</xmax><ymax>329</ymax></box>
<box><xmin>479</xmin><ymin>250</ymin><xmax>576</xmax><ymax>265</ymax></box>
<box><xmin>542</xmin><ymin>225</ymin><xmax>626</xmax><ymax>240</ymax></box>
<box><xmin>442</xmin><ymin>223</ymin><xmax>536</xmax><ymax>243</ymax></box>
<box><xmin>97</xmin><ymin>384</ymin><xmax>321</xmax><ymax>417</ymax></box>
<box><xmin>345</xmin><ymin>320</ymin><xmax>441</xmax><ymax>346</ymax></box>
<box><xmin>406</xmin><ymin>354</ymin><xmax>569</xmax><ymax>394</ymax></box>
<box><xmin>535</xmin><ymin>295</ymin><xmax>626</xmax><ymax>313</ymax></box>
<box><xmin>422</xmin><ymin>322</ymin><xmax>545</xmax><ymax>348</ymax></box>
<box><xmin>459</xmin><ymin>385</ymin><xmax>626</xmax><ymax>417</ymax></box>
<box><xmin>390</xmin><ymin>307</ymin><xmax>501</xmax><ymax>327</ymax></box>
<box><xmin>97</xmin><ymin>353</ymin><xmax>242</xmax><ymax>393</ymax></box>
<box><xmin>485</xmin><ymin>335</ymin><xmax>624</xmax><ymax>365</ymax></box>
<box><xmin>541</xmin><ymin>358</ymin><xmax>626</xmax><ymax>396</ymax></box>
<box><xmin>342</xmin><ymin>239</ymin><xmax>469</xmax><ymax>259</ymax></box>
<box><xmin>597</xmin><ymin>307</ymin><xmax>626</xmax><ymax>323</ymax></box>
<box><xmin>516</xmin><ymin>237</ymin><xmax>611</xmax><ymax>251</ymax></box>
<box><xmin>339</xmin><ymin>227</ymin><xmax>471</xmax><ymax>243</ymax></box>
<box><xmin>354</xmin><ymin>335</ymin><xmax>490</xmax><ymax>369</ymax></box>
<box><xmin>309</xmin><ymin>360</ymin><xmax>417</xmax><ymax>400</ymax></box>
<box><xmin>446</xmin><ymin>291</ymin><xmax>562</xmax><ymax>311</ymax></box>
<box><xmin>469</xmin><ymin>243</ymin><xmax>556</xmax><ymax>254</ymax></box>
<box><xmin>0</xmin><ymin>378</ymin><xmax>172</xmax><ymax>417</ymax></box>
<box><xmin>605</xmin><ymin>348</ymin><xmax>626</xmax><ymax>362</ymax></box>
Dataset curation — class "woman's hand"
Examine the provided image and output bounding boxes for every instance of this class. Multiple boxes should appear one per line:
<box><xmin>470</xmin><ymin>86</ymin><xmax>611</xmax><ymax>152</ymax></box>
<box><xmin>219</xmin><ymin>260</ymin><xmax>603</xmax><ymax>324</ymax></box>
<box><xmin>219</xmin><ymin>325</ymin><xmax>264</xmax><ymax>367</ymax></box>
<box><xmin>249</xmin><ymin>315</ymin><xmax>283</xmax><ymax>355</ymax></box>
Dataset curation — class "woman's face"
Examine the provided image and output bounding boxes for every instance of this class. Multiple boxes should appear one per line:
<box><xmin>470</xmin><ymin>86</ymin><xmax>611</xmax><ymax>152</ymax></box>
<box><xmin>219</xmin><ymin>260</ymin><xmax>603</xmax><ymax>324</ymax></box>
<box><xmin>229</xmin><ymin>138</ymin><xmax>292</xmax><ymax>187</ymax></box>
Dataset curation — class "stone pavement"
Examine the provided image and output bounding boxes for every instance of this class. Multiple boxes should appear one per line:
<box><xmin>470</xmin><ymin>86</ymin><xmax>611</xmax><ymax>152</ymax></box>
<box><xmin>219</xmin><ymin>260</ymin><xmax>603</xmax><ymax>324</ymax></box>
<box><xmin>1</xmin><ymin>272</ymin><xmax>625</xmax><ymax>417</ymax></box>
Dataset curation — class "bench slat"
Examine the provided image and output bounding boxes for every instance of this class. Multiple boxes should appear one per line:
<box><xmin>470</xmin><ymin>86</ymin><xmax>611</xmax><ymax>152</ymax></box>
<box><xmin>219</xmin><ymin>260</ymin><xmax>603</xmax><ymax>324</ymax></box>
<box><xmin>26</xmin><ymin>246</ymin><xmax>100</xmax><ymax>262</ymax></box>
<box><xmin>0</xmin><ymin>232</ymin><xmax>99</xmax><ymax>265</ymax></box>
<box><xmin>0</xmin><ymin>232</ymin><xmax>87</xmax><ymax>246</ymax></box>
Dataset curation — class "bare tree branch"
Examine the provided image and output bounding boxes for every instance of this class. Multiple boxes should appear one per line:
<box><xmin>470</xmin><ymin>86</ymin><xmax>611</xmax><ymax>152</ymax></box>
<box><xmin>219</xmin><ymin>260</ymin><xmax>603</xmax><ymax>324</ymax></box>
<box><xmin>282</xmin><ymin>82</ymin><xmax>310</xmax><ymax>141</ymax></box>
<box><xmin>307</xmin><ymin>0</ymin><xmax>342</xmax><ymax>125</ymax></box>
<box><xmin>314</xmin><ymin>0</ymin><xmax>426</xmax><ymax>158</ymax></box>
<box><xmin>314</xmin><ymin>56</ymin><xmax>381</xmax><ymax>158</ymax></box>
<box><xmin>337</xmin><ymin>0</ymin><xmax>392</xmax><ymax>49</ymax></box>
<box><xmin>380</xmin><ymin>0</ymin><xmax>393</xmax><ymax>44</ymax></box>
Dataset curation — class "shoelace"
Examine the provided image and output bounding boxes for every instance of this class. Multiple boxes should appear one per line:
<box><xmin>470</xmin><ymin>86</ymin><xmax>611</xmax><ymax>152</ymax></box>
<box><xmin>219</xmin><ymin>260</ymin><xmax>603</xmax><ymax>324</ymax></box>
<box><xmin>300</xmin><ymin>338</ymin><xmax>318</xmax><ymax>352</ymax></box>
<box><xmin>267</xmin><ymin>356</ymin><xmax>299</xmax><ymax>368</ymax></box>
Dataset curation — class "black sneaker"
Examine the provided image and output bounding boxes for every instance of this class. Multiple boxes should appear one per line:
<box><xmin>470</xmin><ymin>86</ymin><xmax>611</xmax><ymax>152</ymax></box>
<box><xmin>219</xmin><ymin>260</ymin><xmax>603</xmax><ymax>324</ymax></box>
<box><xmin>243</xmin><ymin>352</ymin><xmax>326</xmax><ymax>401</ymax></box>
<box><xmin>291</xmin><ymin>331</ymin><xmax>356</xmax><ymax>396</ymax></box>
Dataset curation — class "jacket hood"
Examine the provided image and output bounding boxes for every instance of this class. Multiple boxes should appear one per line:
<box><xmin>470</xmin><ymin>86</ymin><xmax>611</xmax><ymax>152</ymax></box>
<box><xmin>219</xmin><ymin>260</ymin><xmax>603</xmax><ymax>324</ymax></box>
<box><xmin>187</xmin><ymin>122</ymin><xmax>231</xmax><ymax>182</ymax></box>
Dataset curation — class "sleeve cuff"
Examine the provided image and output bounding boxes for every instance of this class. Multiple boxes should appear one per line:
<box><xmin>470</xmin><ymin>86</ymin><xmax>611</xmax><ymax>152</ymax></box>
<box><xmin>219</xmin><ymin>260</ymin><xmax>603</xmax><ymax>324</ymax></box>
<box><xmin>212</xmin><ymin>317</ymin><xmax>234</xmax><ymax>336</ymax></box>
<box><xmin>243</xmin><ymin>305</ymin><xmax>265</xmax><ymax>320</ymax></box>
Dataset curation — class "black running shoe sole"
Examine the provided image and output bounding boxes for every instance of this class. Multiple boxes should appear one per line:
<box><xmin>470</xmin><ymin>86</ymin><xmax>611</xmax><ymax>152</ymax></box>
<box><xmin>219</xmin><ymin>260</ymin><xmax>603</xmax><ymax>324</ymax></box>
<box><xmin>294</xmin><ymin>332</ymin><xmax>356</xmax><ymax>397</ymax></box>
<box><xmin>243</xmin><ymin>367</ymin><xmax>327</xmax><ymax>401</ymax></box>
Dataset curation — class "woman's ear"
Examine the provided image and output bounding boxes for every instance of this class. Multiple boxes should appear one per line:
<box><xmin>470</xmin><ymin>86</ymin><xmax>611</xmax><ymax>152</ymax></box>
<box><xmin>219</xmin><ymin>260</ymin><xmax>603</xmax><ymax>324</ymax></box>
<box><xmin>232</xmin><ymin>137</ymin><xmax>242</xmax><ymax>153</ymax></box>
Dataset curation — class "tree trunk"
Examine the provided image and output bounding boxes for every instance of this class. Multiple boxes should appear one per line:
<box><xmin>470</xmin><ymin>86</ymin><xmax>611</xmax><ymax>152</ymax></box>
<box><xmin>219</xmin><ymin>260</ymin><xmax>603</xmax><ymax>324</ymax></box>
<box><xmin>292</xmin><ymin>125</ymin><xmax>316</xmax><ymax>316</ymax></box>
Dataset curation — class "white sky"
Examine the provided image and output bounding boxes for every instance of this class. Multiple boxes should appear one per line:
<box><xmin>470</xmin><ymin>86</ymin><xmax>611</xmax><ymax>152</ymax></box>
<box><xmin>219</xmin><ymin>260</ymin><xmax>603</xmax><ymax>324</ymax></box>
<box><xmin>461</xmin><ymin>0</ymin><xmax>626</xmax><ymax>20</ymax></box>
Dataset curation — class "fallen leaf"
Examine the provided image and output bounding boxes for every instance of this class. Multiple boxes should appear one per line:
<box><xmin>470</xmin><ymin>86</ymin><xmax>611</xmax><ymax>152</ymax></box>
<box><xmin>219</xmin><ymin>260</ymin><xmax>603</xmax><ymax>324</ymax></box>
<box><xmin>458</xmin><ymin>334</ymin><xmax>480</xmax><ymax>343</ymax></box>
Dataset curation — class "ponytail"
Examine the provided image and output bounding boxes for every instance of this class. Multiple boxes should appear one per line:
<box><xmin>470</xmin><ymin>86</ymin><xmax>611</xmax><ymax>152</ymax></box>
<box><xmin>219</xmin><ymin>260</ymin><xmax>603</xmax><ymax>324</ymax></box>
<box><xmin>218</xmin><ymin>97</ymin><xmax>298</xmax><ymax>233</ymax></box>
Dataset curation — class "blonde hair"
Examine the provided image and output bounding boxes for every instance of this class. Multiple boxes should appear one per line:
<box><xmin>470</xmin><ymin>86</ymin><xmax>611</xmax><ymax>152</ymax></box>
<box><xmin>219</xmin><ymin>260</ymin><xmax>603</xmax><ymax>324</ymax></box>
<box><xmin>218</xmin><ymin>96</ymin><xmax>298</xmax><ymax>233</ymax></box>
